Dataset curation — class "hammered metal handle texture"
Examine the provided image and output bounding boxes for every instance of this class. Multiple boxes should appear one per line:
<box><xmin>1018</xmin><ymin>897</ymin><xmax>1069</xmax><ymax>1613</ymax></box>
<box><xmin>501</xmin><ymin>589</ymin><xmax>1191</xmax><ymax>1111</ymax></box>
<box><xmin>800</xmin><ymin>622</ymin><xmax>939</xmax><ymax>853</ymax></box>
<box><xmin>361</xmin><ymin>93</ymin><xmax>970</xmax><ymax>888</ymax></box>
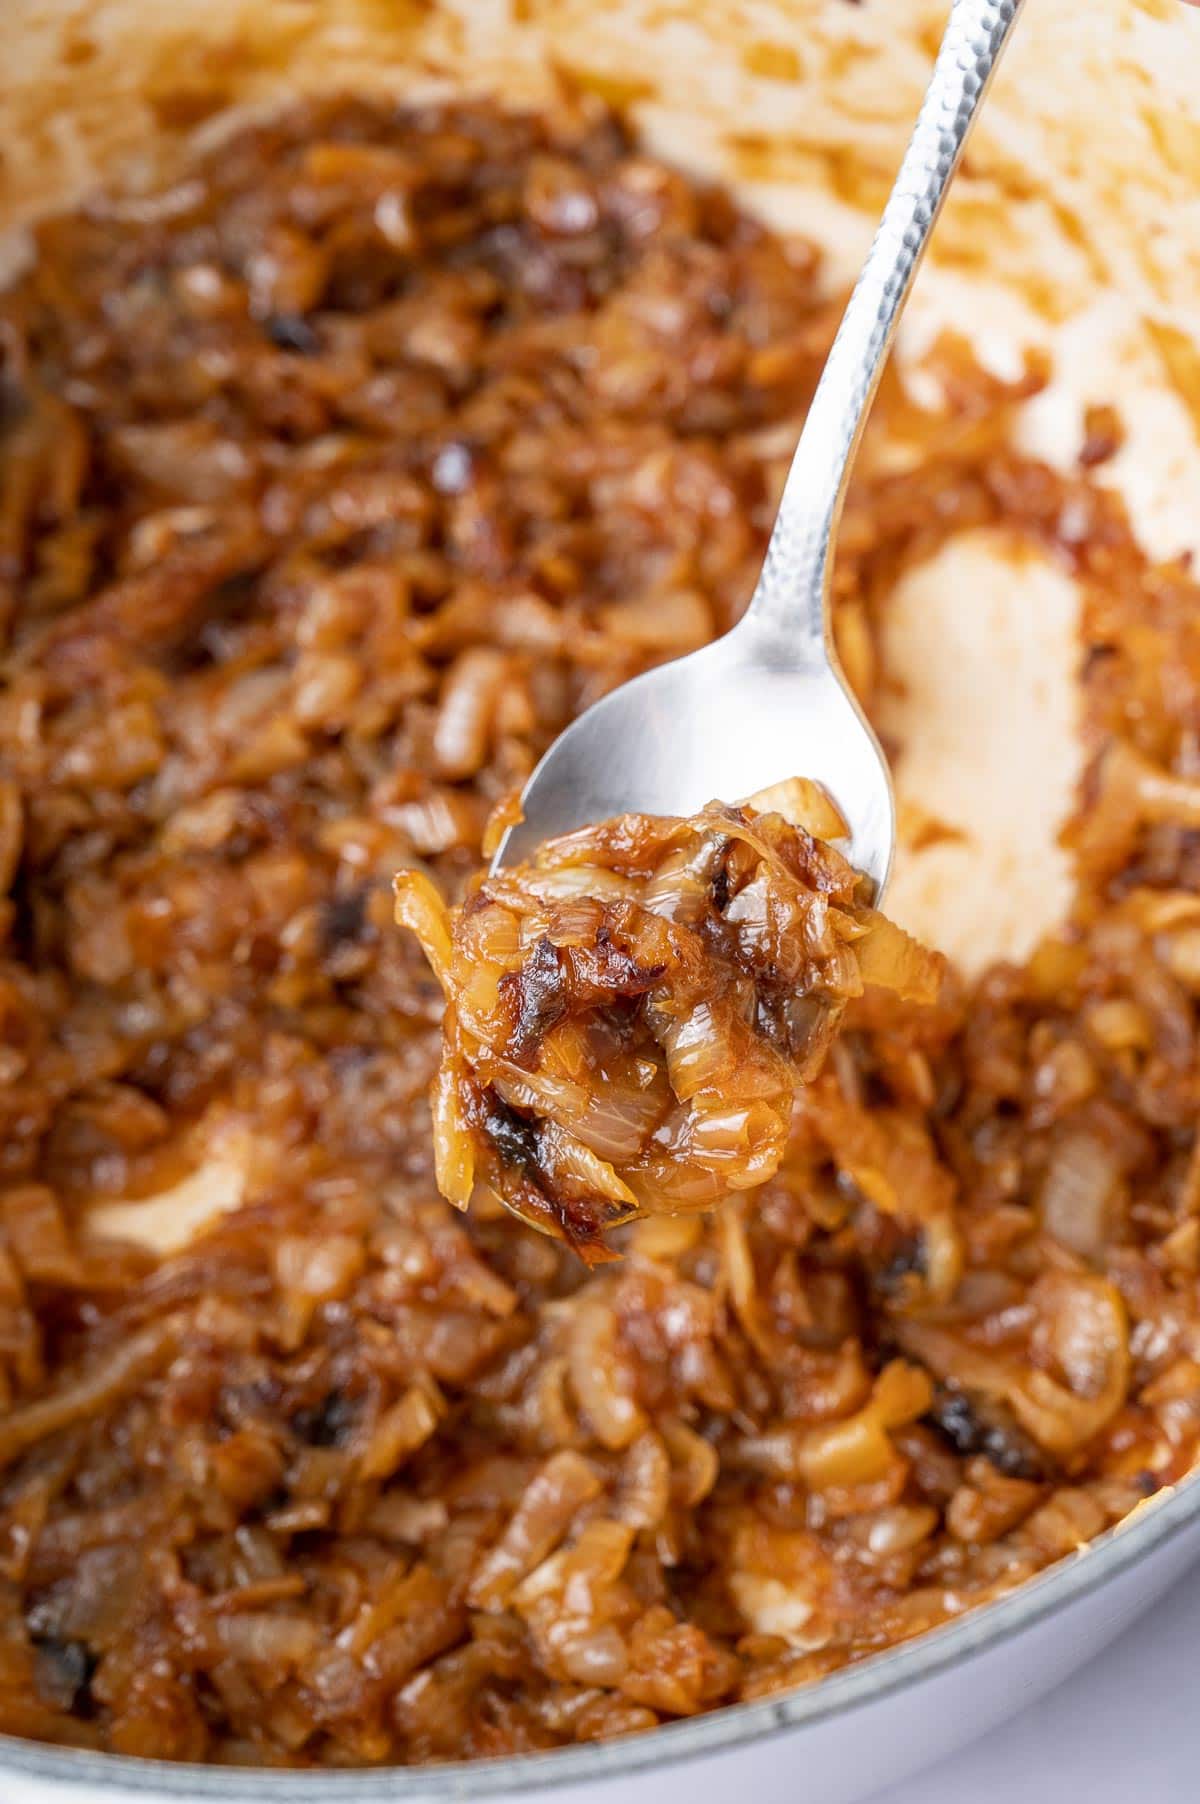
<box><xmin>747</xmin><ymin>0</ymin><xmax>1024</xmax><ymax>651</ymax></box>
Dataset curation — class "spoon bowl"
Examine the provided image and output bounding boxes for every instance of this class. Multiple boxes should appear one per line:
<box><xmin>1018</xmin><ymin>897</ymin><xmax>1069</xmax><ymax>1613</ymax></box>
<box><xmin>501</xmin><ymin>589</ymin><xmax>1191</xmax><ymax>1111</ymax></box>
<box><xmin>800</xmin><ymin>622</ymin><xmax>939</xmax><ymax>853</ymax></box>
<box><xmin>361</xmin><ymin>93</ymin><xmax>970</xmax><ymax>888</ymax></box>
<box><xmin>494</xmin><ymin>617</ymin><xmax>895</xmax><ymax>894</ymax></box>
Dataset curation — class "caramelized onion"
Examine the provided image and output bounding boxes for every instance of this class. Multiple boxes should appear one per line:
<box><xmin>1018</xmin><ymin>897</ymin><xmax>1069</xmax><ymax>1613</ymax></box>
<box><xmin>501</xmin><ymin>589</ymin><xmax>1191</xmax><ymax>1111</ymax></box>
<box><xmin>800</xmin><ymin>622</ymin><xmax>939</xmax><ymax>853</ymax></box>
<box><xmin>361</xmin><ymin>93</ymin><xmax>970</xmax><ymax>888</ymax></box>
<box><xmin>1010</xmin><ymin>1275</ymin><xmax>1130</xmax><ymax>1455</ymax></box>
<box><xmin>400</xmin><ymin>792</ymin><xmax>939</xmax><ymax>1255</ymax></box>
<box><xmin>0</xmin><ymin>82</ymin><xmax>1196</xmax><ymax>1770</ymax></box>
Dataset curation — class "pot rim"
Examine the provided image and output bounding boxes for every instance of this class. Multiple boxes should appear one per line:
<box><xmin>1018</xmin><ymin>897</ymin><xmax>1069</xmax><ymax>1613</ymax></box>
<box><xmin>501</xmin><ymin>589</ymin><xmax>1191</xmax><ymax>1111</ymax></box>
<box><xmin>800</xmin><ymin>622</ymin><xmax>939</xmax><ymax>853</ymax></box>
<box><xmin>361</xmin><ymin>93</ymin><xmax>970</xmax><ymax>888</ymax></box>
<box><xmin>1</xmin><ymin>1458</ymin><xmax>1196</xmax><ymax>1800</ymax></box>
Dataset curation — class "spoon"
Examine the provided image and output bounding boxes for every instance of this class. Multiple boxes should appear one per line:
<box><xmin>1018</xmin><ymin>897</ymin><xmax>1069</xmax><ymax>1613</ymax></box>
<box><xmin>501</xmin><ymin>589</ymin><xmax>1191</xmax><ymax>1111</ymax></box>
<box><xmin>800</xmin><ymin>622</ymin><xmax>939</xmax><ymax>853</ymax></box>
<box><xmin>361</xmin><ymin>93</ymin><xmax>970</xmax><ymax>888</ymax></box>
<box><xmin>493</xmin><ymin>0</ymin><xmax>1024</xmax><ymax>896</ymax></box>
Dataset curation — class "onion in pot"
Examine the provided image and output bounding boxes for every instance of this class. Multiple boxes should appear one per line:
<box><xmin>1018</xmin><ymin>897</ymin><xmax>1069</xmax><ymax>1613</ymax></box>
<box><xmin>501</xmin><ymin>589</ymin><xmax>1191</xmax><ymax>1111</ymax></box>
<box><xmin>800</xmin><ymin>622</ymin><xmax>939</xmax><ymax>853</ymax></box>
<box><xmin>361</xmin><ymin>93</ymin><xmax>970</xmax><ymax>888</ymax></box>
<box><xmin>432</xmin><ymin>646</ymin><xmax>511</xmax><ymax>780</ymax></box>
<box><xmin>1037</xmin><ymin>1126</ymin><xmax>1125</xmax><ymax>1259</ymax></box>
<box><xmin>1010</xmin><ymin>1274</ymin><xmax>1130</xmax><ymax>1455</ymax></box>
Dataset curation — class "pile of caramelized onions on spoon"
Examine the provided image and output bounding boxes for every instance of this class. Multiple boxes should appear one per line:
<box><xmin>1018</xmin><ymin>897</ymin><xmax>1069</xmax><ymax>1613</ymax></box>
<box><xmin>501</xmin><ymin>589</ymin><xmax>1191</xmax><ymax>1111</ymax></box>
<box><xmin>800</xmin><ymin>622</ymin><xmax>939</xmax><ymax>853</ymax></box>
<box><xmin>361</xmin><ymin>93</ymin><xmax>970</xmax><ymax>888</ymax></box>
<box><xmin>397</xmin><ymin>781</ymin><xmax>941</xmax><ymax>1259</ymax></box>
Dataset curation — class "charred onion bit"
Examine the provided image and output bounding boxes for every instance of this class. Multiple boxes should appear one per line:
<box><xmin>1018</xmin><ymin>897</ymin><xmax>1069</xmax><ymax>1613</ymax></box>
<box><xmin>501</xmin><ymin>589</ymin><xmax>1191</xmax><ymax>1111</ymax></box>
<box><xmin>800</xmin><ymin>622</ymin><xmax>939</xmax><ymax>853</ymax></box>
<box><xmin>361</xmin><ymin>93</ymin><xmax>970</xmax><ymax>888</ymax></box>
<box><xmin>397</xmin><ymin>785</ymin><xmax>940</xmax><ymax>1258</ymax></box>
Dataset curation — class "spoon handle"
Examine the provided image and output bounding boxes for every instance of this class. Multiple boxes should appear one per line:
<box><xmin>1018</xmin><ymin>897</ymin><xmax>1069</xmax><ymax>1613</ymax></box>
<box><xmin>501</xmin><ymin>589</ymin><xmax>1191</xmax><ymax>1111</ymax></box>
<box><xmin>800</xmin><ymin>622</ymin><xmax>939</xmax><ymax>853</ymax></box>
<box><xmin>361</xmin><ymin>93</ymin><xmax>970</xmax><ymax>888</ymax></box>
<box><xmin>745</xmin><ymin>0</ymin><xmax>1024</xmax><ymax>654</ymax></box>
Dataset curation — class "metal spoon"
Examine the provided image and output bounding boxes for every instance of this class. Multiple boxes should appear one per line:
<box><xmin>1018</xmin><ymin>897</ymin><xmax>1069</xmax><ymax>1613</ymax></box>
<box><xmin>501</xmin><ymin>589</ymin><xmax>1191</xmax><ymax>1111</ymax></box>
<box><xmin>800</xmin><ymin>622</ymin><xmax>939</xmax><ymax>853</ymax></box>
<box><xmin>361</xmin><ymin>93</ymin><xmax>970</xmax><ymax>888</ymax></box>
<box><xmin>493</xmin><ymin>0</ymin><xmax>1024</xmax><ymax>896</ymax></box>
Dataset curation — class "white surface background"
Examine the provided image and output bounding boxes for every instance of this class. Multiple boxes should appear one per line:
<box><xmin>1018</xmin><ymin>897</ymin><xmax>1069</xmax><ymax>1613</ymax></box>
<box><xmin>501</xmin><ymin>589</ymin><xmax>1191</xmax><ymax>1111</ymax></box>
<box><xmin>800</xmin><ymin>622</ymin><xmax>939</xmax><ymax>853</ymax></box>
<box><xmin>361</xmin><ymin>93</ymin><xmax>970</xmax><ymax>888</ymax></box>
<box><xmin>875</xmin><ymin>1555</ymin><xmax>1200</xmax><ymax>1802</ymax></box>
